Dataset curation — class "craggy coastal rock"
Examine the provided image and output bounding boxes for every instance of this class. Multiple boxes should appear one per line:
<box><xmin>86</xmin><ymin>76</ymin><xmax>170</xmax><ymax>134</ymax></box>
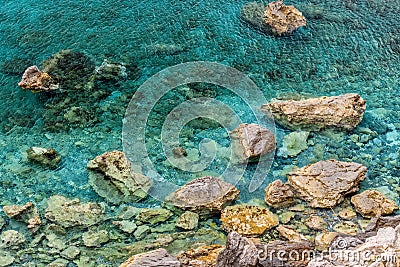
<box><xmin>165</xmin><ymin>176</ymin><xmax>240</xmax><ymax>215</ymax></box>
<box><xmin>351</xmin><ymin>190</ymin><xmax>399</xmax><ymax>218</ymax></box>
<box><xmin>3</xmin><ymin>202</ymin><xmax>41</xmax><ymax>233</ymax></box>
<box><xmin>288</xmin><ymin>159</ymin><xmax>367</xmax><ymax>208</ymax></box>
<box><xmin>87</xmin><ymin>151</ymin><xmax>152</xmax><ymax>204</ymax></box>
<box><xmin>18</xmin><ymin>65</ymin><xmax>59</xmax><ymax>93</ymax></box>
<box><xmin>44</xmin><ymin>195</ymin><xmax>105</xmax><ymax>227</ymax></box>
<box><xmin>262</xmin><ymin>93</ymin><xmax>366</xmax><ymax>131</ymax></box>
<box><xmin>220</xmin><ymin>204</ymin><xmax>279</xmax><ymax>236</ymax></box>
<box><xmin>308</xmin><ymin>223</ymin><xmax>400</xmax><ymax>267</ymax></box>
<box><xmin>119</xmin><ymin>248</ymin><xmax>181</xmax><ymax>267</ymax></box>
<box><xmin>264</xmin><ymin>0</ymin><xmax>307</xmax><ymax>35</ymax></box>
<box><xmin>178</xmin><ymin>244</ymin><xmax>224</xmax><ymax>267</ymax></box>
<box><xmin>26</xmin><ymin>146</ymin><xmax>61</xmax><ymax>169</ymax></box>
<box><xmin>264</xmin><ymin>179</ymin><xmax>295</xmax><ymax>208</ymax></box>
<box><xmin>230</xmin><ymin>123</ymin><xmax>276</xmax><ymax>163</ymax></box>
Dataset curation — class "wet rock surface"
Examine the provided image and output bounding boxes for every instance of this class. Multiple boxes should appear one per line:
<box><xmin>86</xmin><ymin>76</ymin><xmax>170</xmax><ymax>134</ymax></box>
<box><xmin>176</xmin><ymin>211</ymin><xmax>199</xmax><ymax>230</ymax></box>
<box><xmin>220</xmin><ymin>204</ymin><xmax>279</xmax><ymax>236</ymax></box>
<box><xmin>3</xmin><ymin>202</ymin><xmax>41</xmax><ymax>233</ymax></box>
<box><xmin>264</xmin><ymin>179</ymin><xmax>294</xmax><ymax>208</ymax></box>
<box><xmin>264</xmin><ymin>0</ymin><xmax>306</xmax><ymax>36</ymax></box>
<box><xmin>231</xmin><ymin>123</ymin><xmax>276</xmax><ymax>163</ymax></box>
<box><xmin>87</xmin><ymin>150</ymin><xmax>152</xmax><ymax>204</ymax></box>
<box><xmin>165</xmin><ymin>176</ymin><xmax>240</xmax><ymax>215</ymax></box>
<box><xmin>18</xmin><ymin>65</ymin><xmax>59</xmax><ymax>93</ymax></box>
<box><xmin>288</xmin><ymin>159</ymin><xmax>367</xmax><ymax>208</ymax></box>
<box><xmin>120</xmin><ymin>248</ymin><xmax>181</xmax><ymax>267</ymax></box>
<box><xmin>262</xmin><ymin>93</ymin><xmax>366</xmax><ymax>131</ymax></box>
<box><xmin>351</xmin><ymin>190</ymin><xmax>399</xmax><ymax>218</ymax></box>
<box><xmin>178</xmin><ymin>244</ymin><xmax>224</xmax><ymax>267</ymax></box>
<box><xmin>26</xmin><ymin>146</ymin><xmax>61</xmax><ymax>168</ymax></box>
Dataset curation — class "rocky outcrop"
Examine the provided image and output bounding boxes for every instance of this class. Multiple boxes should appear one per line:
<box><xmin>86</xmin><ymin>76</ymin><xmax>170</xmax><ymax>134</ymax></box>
<box><xmin>120</xmin><ymin>248</ymin><xmax>181</xmax><ymax>267</ymax></box>
<box><xmin>264</xmin><ymin>0</ymin><xmax>307</xmax><ymax>35</ymax></box>
<box><xmin>44</xmin><ymin>195</ymin><xmax>105</xmax><ymax>227</ymax></box>
<box><xmin>216</xmin><ymin>231</ymin><xmax>259</xmax><ymax>267</ymax></box>
<box><xmin>220</xmin><ymin>204</ymin><xmax>279</xmax><ymax>236</ymax></box>
<box><xmin>87</xmin><ymin>151</ymin><xmax>152</xmax><ymax>204</ymax></box>
<box><xmin>26</xmin><ymin>146</ymin><xmax>61</xmax><ymax>168</ymax></box>
<box><xmin>264</xmin><ymin>180</ymin><xmax>295</xmax><ymax>208</ymax></box>
<box><xmin>231</xmin><ymin>123</ymin><xmax>276</xmax><ymax>163</ymax></box>
<box><xmin>351</xmin><ymin>190</ymin><xmax>399</xmax><ymax>218</ymax></box>
<box><xmin>262</xmin><ymin>93</ymin><xmax>366</xmax><ymax>131</ymax></box>
<box><xmin>3</xmin><ymin>202</ymin><xmax>41</xmax><ymax>233</ymax></box>
<box><xmin>288</xmin><ymin>159</ymin><xmax>367</xmax><ymax>208</ymax></box>
<box><xmin>178</xmin><ymin>244</ymin><xmax>224</xmax><ymax>267</ymax></box>
<box><xmin>308</xmin><ymin>224</ymin><xmax>400</xmax><ymax>266</ymax></box>
<box><xmin>165</xmin><ymin>176</ymin><xmax>240</xmax><ymax>215</ymax></box>
<box><xmin>18</xmin><ymin>65</ymin><xmax>59</xmax><ymax>93</ymax></box>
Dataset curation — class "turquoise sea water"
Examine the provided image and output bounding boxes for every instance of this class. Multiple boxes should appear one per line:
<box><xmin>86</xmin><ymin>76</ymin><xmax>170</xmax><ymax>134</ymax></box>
<box><xmin>0</xmin><ymin>0</ymin><xmax>400</xmax><ymax>264</ymax></box>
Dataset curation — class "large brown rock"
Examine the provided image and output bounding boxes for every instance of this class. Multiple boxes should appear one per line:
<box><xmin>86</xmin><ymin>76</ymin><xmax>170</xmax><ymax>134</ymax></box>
<box><xmin>178</xmin><ymin>244</ymin><xmax>224</xmax><ymax>267</ymax></box>
<box><xmin>18</xmin><ymin>65</ymin><xmax>59</xmax><ymax>93</ymax></box>
<box><xmin>264</xmin><ymin>180</ymin><xmax>294</xmax><ymax>208</ymax></box>
<box><xmin>264</xmin><ymin>0</ymin><xmax>306</xmax><ymax>35</ymax></box>
<box><xmin>165</xmin><ymin>176</ymin><xmax>240</xmax><ymax>215</ymax></box>
<box><xmin>231</xmin><ymin>123</ymin><xmax>276</xmax><ymax>163</ymax></box>
<box><xmin>351</xmin><ymin>190</ymin><xmax>399</xmax><ymax>218</ymax></box>
<box><xmin>3</xmin><ymin>202</ymin><xmax>41</xmax><ymax>233</ymax></box>
<box><xmin>220</xmin><ymin>204</ymin><xmax>279</xmax><ymax>236</ymax></box>
<box><xmin>120</xmin><ymin>248</ymin><xmax>181</xmax><ymax>267</ymax></box>
<box><xmin>87</xmin><ymin>151</ymin><xmax>152</xmax><ymax>204</ymax></box>
<box><xmin>262</xmin><ymin>93</ymin><xmax>366</xmax><ymax>131</ymax></box>
<box><xmin>287</xmin><ymin>159</ymin><xmax>367</xmax><ymax>208</ymax></box>
<box><xmin>216</xmin><ymin>231</ymin><xmax>259</xmax><ymax>267</ymax></box>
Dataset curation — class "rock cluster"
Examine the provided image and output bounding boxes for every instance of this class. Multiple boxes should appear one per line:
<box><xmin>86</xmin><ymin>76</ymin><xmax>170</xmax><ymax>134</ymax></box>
<box><xmin>220</xmin><ymin>204</ymin><xmax>279</xmax><ymax>236</ymax></box>
<box><xmin>264</xmin><ymin>0</ymin><xmax>307</xmax><ymax>35</ymax></box>
<box><xmin>230</xmin><ymin>123</ymin><xmax>276</xmax><ymax>163</ymax></box>
<box><xmin>165</xmin><ymin>176</ymin><xmax>240</xmax><ymax>215</ymax></box>
<box><xmin>287</xmin><ymin>159</ymin><xmax>367</xmax><ymax>208</ymax></box>
<box><xmin>351</xmin><ymin>190</ymin><xmax>399</xmax><ymax>218</ymax></box>
<box><xmin>18</xmin><ymin>65</ymin><xmax>59</xmax><ymax>93</ymax></box>
<box><xmin>262</xmin><ymin>93</ymin><xmax>366</xmax><ymax>131</ymax></box>
<box><xmin>87</xmin><ymin>150</ymin><xmax>152</xmax><ymax>204</ymax></box>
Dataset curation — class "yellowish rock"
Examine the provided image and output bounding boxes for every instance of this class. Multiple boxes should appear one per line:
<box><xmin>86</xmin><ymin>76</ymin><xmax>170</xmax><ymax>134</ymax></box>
<box><xmin>220</xmin><ymin>204</ymin><xmax>279</xmax><ymax>236</ymax></box>
<box><xmin>351</xmin><ymin>190</ymin><xmax>399</xmax><ymax>218</ymax></box>
<box><xmin>315</xmin><ymin>232</ymin><xmax>339</xmax><ymax>251</ymax></box>
<box><xmin>305</xmin><ymin>215</ymin><xmax>327</xmax><ymax>231</ymax></box>
<box><xmin>333</xmin><ymin>221</ymin><xmax>359</xmax><ymax>235</ymax></box>
<box><xmin>276</xmin><ymin>225</ymin><xmax>307</xmax><ymax>241</ymax></box>
<box><xmin>264</xmin><ymin>0</ymin><xmax>306</xmax><ymax>35</ymax></box>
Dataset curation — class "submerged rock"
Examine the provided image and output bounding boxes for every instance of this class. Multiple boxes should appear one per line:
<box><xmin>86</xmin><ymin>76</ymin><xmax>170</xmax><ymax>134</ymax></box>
<box><xmin>120</xmin><ymin>248</ymin><xmax>181</xmax><ymax>267</ymax></box>
<box><xmin>288</xmin><ymin>159</ymin><xmax>367</xmax><ymax>208</ymax></box>
<box><xmin>44</xmin><ymin>195</ymin><xmax>105</xmax><ymax>227</ymax></box>
<box><xmin>136</xmin><ymin>208</ymin><xmax>172</xmax><ymax>225</ymax></box>
<box><xmin>87</xmin><ymin>151</ymin><xmax>152</xmax><ymax>204</ymax></box>
<box><xmin>216</xmin><ymin>231</ymin><xmax>259</xmax><ymax>267</ymax></box>
<box><xmin>279</xmin><ymin>131</ymin><xmax>309</xmax><ymax>157</ymax></box>
<box><xmin>305</xmin><ymin>215</ymin><xmax>326</xmax><ymax>231</ymax></box>
<box><xmin>262</xmin><ymin>93</ymin><xmax>366</xmax><ymax>131</ymax></box>
<box><xmin>165</xmin><ymin>176</ymin><xmax>240</xmax><ymax>215</ymax></box>
<box><xmin>351</xmin><ymin>190</ymin><xmax>399</xmax><ymax>218</ymax></box>
<box><xmin>178</xmin><ymin>244</ymin><xmax>224</xmax><ymax>267</ymax></box>
<box><xmin>82</xmin><ymin>230</ymin><xmax>109</xmax><ymax>247</ymax></box>
<box><xmin>176</xmin><ymin>211</ymin><xmax>199</xmax><ymax>230</ymax></box>
<box><xmin>241</xmin><ymin>2</ymin><xmax>270</xmax><ymax>33</ymax></box>
<box><xmin>26</xmin><ymin>146</ymin><xmax>61</xmax><ymax>168</ymax></box>
<box><xmin>220</xmin><ymin>204</ymin><xmax>279</xmax><ymax>236</ymax></box>
<box><xmin>264</xmin><ymin>0</ymin><xmax>306</xmax><ymax>35</ymax></box>
<box><xmin>0</xmin><ymin>230</ymin><xmax>25</xmax><ymax>248</ymax></box>
<box><xmin>3</xmin><ymin>202</ymin><xmax>41</xmax><ymax>233</ymax></box>
<box><xmin>18</xmin><ymin>65</ymin><xmax>59</xmax><ymax>93</ymax></box>
<box><xmin>264</xmin><ymin>179</ymin><xmax>295</xmax><ymax>208</ymax></box>
<box><xmin>276</xmin><ymin>225</ymin><xmax>307</xmax><ymax>241</ymax></box>
<box><xmin>231</xmin><ymin>123</ymin><xmax>276</xmax><ymax>163</ymax></box>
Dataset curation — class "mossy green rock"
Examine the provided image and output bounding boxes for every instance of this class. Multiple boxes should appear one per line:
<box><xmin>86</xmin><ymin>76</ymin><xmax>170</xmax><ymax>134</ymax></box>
<box><xmin>136</xmin><ymin>208</ymin><xmax>172</xmax><ymax>225</ymax></box>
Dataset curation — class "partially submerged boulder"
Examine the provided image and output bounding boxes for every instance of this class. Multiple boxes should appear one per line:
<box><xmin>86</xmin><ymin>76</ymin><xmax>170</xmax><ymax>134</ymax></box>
<box><xmin>287</xmin><ymin>159</ymin><xmax>367</xmax><ymax>208</ymax></box>
<box><xmin>120</xmin><ymin>248</ymin><xmax>181</xmax><ymax>267</ymax></box>
<box><xmin>230</xmin><ymin>123</ymin><xmax>276</xmax><ymax>163</ymax></box>
<box><xmin>351</xmin><ymin>190</ymin><xmax>399</xmax><ymax>218</ymax></box>
<box><xmin>44</xmin><ymin>195</ymin><xmax>105</xmax><ymax>227</ymax></box>
<box><xmin>165</xmin><ymin>176</ymin><xmax>240</xmax><ymax>215</ymax></box>
<box><xmin>3</xmin><ymin>202</ymin><xmax>41</xmax><ymax>233</ymax></box>
<box><xmin>26</xmin><ymin>146</ymin><xmax>61</xmax><ymax>168</ymax></box>
<box><xmin>262</xmin><ymin>93</ymin><xmax>366</xmax><ymax>131</ymax></box>
<box><xmin>220</xmin><ymin>204</ymin><xmax>279</xmax><ymax>236</ymax></box>
<box><xmin>87</xmin><ymin>151</ymin><xmax>152</xmax><ymax>204</ymax></box>
<box><xmin>264</xmin><ymin>179</ymin><xmax>295</xmax><ymax>208</ymax></box>
<box><xmin>264</xmin><ymin>0</ymin><xmax>307</xmax><ymax>35</ymax></box>
<box><xmin>18</xmin><ymin>65</ymin><xmax>59</xmax><ymax>93</ymax></box>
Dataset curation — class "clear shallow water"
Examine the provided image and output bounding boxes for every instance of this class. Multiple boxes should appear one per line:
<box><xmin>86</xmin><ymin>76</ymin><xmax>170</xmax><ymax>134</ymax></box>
<box><xmin>0</xmin><ymin>0</ymin><xmax>399</xmax><ymax>264</ymax></box>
